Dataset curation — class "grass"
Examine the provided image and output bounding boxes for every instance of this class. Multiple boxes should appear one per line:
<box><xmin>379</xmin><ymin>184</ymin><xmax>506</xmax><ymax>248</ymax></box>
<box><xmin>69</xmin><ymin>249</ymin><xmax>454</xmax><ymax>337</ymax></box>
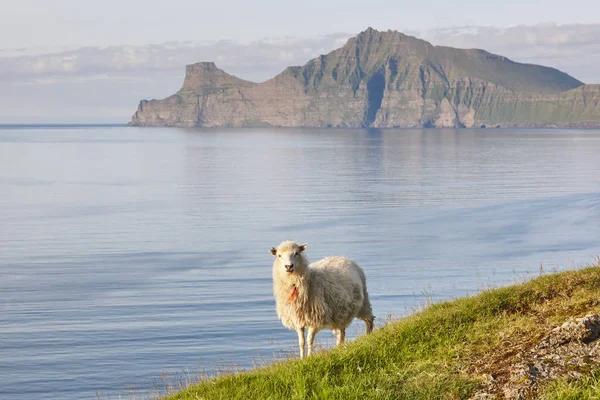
<box><xmin>541</xmin><ymin>369</ymin><xmax>600</xmax><ymax>399</ymax></box>
<box><xmin>164</xmin><ymin>262</ymin><xmax>600</xmax><ymax>400</ymax></box>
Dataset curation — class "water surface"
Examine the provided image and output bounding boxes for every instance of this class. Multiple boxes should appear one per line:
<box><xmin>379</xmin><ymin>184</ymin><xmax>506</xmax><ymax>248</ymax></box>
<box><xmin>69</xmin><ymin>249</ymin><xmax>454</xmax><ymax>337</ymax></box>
<box><xmin>1</xmin><ymin>126</ymin><xmax>599</xmax><ymax>399</ymax></box>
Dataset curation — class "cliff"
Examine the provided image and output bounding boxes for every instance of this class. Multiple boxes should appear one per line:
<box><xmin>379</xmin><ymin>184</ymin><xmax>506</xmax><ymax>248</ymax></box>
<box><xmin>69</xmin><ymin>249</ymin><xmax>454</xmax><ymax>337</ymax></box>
<box><xmin>130</xmin><ymin>28</ymin><xmax>600</xmax><ymax>128</ymax></box>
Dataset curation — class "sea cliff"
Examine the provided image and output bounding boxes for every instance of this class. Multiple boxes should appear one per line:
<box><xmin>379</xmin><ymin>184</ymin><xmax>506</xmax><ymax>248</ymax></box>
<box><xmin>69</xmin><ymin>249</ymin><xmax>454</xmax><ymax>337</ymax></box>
<box><xmin>130</xmin><ymin>28</ymin><xmax>600</xmax><ymax>128</ymax></box>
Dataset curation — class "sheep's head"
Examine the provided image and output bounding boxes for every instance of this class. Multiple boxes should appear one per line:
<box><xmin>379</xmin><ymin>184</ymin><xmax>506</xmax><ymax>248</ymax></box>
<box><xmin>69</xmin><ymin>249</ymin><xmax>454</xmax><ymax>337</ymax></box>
<box><xmin>270</xmin><ymin>241</ymin><xmax>307</xmax><ymax>275</ymax></box>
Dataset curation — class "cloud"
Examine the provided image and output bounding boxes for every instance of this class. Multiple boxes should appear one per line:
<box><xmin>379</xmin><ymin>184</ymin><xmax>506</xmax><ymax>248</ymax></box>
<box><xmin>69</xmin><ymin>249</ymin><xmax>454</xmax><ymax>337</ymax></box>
<box><xmin>2</xmin><ymin>24</ymin><xmax>598</xmax><ymax>85</ymax></box>
<box><xmin>0</xmin><ymin>33</ymin><xmax>352</xmax><ymax>84</ymax></box>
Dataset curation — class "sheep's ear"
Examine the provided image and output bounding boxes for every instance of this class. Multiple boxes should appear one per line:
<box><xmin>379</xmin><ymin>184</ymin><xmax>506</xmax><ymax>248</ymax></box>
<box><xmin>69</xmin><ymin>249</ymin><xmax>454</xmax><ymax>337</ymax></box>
<box><xmin>270</xmin><ymin>247</ymin><xmax>277</xmax><ymax>256</ymax></box>
<box><xmin>299</xmin><ymin>243</ymin><xmax>308</xmax><ymax>252</ymax></box>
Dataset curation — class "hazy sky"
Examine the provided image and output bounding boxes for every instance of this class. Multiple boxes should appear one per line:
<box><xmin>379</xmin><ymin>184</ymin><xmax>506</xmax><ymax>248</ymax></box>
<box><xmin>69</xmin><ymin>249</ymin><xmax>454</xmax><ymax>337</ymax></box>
<box><xmin>2</xmin><ymin>0</ymin><xmax>599</xmax><ymax>48</ymax></box>
<box><xmin>1</xmin><ymin>0</ymin><xmax>599</xmax><ymax>123</ymax></box>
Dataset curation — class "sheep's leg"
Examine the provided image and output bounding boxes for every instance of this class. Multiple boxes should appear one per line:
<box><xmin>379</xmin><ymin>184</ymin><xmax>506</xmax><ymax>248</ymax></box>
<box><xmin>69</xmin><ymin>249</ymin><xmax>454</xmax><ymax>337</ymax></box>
<box><xmin>296</xmin><ymin>327</ymin><xmax>306</xmax><ymax>359</ymax></box>
<box><xmin>364</xmin><ymin>317</ymin><xmax>374</xmax><ymax>334</ymax></box>
<box><xmin>307</xmin><ymin>327</ymin><xmax>318</xmax><ymax>356</ymax></box>
<box><xmin>336</xmin><ymin>328</ymin><xmax>345</xmax><ymax>346</ymax></box>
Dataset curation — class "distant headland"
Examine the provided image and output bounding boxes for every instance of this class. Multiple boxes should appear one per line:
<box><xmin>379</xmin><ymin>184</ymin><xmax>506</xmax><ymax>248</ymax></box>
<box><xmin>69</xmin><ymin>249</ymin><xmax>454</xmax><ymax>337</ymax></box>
<box><xmin>130</xmin><ymin>28</ymin><xmax>600</xmax><ymax>128</ymax></box>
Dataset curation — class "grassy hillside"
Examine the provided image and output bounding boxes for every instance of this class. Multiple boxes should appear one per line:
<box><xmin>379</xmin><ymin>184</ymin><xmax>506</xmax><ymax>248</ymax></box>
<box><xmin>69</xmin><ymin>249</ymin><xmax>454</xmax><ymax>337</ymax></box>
<box><xmin>288</xmin><ymin>28</ymin><xmax>583</xmax><ymax>95</ymax></box>
<box><xmin>165</xmin><ymin>264</ymin><xmax>600</xmax><ymax>399</ymax></box>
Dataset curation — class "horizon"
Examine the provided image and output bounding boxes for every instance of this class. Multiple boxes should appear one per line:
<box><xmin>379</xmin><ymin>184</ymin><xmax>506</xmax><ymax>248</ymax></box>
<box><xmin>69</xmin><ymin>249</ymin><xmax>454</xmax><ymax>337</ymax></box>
<box><xmin>1</xmin><ymin>1</ymin><xmax>600</xmax><ymax>123</ymax></box>
<box><xmin>3</xmin><ymin>23</ymin><xmax>599</xmax><ymax>124</ymax></box>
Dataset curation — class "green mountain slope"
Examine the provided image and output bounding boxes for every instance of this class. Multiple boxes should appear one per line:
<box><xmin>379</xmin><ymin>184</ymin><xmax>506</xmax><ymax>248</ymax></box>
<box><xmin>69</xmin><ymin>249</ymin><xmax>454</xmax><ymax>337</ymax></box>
<box><xmin>288</xmin><ymin>28</ymin><xmax>582</xmax><ymax>94</ymax></box>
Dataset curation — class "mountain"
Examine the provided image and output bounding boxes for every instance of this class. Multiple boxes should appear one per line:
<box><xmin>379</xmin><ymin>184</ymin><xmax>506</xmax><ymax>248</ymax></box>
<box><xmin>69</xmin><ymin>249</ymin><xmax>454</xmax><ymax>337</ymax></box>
<box><xmin>129</xmin><ymin>28</ymin><xmax>600</xmax><ymax>128</ymax></box>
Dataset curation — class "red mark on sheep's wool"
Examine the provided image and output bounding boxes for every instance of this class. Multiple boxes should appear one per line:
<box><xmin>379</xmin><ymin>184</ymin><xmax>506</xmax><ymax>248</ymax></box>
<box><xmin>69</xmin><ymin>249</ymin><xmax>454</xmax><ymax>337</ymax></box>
<box><xmin>288</xmin><ymin>287</ymin><xmax>298</xmax><ymax>302</ymax></box>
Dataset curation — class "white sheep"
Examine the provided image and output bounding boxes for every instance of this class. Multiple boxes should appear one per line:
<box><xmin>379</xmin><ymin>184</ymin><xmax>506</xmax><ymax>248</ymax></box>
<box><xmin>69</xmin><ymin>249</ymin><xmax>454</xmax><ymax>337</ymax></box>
<box><xmin>270</xmin><ymin>241</ymin><xmax>374</xmax><ymax>358</ymax></box>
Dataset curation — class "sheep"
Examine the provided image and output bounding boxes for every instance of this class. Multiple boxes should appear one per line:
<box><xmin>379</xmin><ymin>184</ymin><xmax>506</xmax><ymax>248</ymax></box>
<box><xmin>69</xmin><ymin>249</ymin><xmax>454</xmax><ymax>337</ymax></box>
<box><xmin>270</xmin><ymin>240</ymin><xmax>374</xmax><ymax>358</ymax></box>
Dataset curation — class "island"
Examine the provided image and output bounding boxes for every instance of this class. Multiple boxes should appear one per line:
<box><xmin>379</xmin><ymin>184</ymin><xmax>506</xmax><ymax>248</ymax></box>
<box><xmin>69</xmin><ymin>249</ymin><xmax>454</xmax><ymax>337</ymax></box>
<box><xmin>130</xmin><ymin>28</ymin><xmax>600</xmax><ymax>128</ymax></box>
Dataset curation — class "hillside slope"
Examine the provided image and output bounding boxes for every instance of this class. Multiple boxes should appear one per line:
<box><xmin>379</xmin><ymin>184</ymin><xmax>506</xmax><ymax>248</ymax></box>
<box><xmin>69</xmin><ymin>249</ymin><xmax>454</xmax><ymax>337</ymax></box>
<box><xmin>130</xmin><ymin>28</ymin><xmax>600</xmax><ymax>128</ymax></box>
<box><xmin>164</xmin><ymin>263</ymin><xmax>600</xmax><ymax>399</ymax></box>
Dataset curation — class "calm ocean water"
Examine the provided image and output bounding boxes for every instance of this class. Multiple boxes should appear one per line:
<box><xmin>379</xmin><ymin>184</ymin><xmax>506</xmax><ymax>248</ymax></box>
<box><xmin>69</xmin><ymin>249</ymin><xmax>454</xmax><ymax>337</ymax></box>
<box><xmin>1</xmin><ymin>126</ymin><xmax>600</xmax><ymax>399</ymax></box>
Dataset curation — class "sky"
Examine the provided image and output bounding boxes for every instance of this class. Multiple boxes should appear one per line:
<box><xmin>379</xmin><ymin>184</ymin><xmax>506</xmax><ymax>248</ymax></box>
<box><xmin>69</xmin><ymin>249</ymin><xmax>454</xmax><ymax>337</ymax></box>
<box><xmin>1</xmin><ymin>0</ymin><xmax>599</xmax><ymax>123</ymax></box>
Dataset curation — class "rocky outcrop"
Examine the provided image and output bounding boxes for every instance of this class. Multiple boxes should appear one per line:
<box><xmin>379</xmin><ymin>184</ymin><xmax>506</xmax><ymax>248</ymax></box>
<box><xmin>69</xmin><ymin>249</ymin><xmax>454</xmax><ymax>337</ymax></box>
<box><xmin>472</xmin><ymin>314</ymin><xmax>600</xmax><ymax>400</ymax></box>
<box><xmin>130</xmin><ymin>28</ymin><xmax>600</xmax><ymax>128</ymax></box>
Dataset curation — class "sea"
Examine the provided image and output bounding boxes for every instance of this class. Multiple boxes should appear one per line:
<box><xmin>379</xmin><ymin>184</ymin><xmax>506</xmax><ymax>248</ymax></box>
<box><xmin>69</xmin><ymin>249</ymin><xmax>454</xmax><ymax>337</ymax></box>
<box><xmin>1</xmin><ymin>125</ymin><xmax>599</xmax><ymax>399</ymax></box>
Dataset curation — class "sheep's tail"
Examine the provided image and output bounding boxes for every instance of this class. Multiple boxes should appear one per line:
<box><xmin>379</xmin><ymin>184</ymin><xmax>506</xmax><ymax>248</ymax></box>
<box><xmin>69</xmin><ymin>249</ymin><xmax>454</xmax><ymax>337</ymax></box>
<box><xmin>357</xmin><ymin>267</ymin><xmax>375</xmax><ymax>334</ymax></box>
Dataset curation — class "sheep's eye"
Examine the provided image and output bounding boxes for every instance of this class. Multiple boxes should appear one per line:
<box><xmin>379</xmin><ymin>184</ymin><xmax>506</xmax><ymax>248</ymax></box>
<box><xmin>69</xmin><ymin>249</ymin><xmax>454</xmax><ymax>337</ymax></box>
<box><xmin>278</xmin><ymin>254</ymin><xmax>281</xmax><ymax>258</ymax></box>
<box><xmin>294</xmin><ymin>252</ymin><xmax>298</xmax><ymax>256</ymax></box>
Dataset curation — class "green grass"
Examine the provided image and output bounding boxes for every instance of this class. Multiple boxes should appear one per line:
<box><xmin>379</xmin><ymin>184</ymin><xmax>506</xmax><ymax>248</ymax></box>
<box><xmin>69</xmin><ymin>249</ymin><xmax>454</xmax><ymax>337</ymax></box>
<box><xmin>166</xmin><ymin>263</ymin><xmax>600</xmax><ymax>399</ymax></box>
<box><xmin>541</xmin><ymin>369</ymin><xmax>600</xmax><ymax>399</ymax></box>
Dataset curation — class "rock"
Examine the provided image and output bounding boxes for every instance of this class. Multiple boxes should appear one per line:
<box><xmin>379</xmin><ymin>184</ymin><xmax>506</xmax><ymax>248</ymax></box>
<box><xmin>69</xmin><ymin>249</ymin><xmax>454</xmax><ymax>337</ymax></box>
<box><xmin>470</xmin><ymin>393</ymin><xmax>496</xmax><ymax>400</ymax></box>
<box><xmin>545</xmin><ymin>314</ymin><xmax>600</xmax><ymax>345</ymax></box>
<box><xmin>129</xmin><ymin>28</ymin><xmax>600</xmax><ymax>129</ymax></box>
<box><xmin>473</xmin><ymin>314</ymin><xmax>600</xmax><ymax>399</ymax></box>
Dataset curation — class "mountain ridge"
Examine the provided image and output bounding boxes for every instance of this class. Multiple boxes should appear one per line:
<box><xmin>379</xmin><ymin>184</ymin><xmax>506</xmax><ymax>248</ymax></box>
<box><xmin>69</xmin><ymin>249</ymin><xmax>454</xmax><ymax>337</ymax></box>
<box><xmin>130</xmin><ymin>28</ymin><xmax>600</xmax><ymax>128</ymax></box>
